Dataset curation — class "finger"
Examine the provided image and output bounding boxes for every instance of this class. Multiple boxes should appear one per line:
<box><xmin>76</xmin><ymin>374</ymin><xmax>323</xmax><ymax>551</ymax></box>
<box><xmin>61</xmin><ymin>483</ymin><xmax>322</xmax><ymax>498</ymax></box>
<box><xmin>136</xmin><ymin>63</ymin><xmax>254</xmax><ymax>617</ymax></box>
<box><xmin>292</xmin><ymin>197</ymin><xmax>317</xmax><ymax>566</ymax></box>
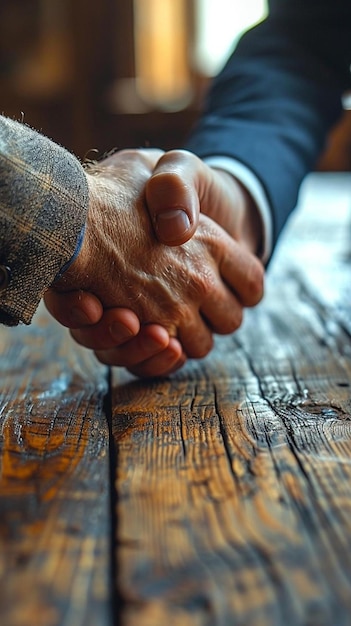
<box><xmin>44</xmin><ymin>289</ymin><xmax>103</xmax><ymax>328</ymax></box>
<box><xmin>195</xmin><ymin>217</ymin><xmax>264</xmax><ymax>308</ymax></box>
<box><xmin>127</xmin><ymin>338</ymin><xmax>186</xmax><ymax>378</ymax></box>
<box><xmin>218</xmin><ymin>233</ymin><xmax>264</xmax><ymax>307</ymax></box>
<box><xmin>146</xmin><ymin>150</ymin><xmax>202</xmax><ymax>245</ymax></box>
<box><xmin>176</xmin><ymin>310</ymin><xmax>214</xmax><ymax>359</ymax></box>
<box><xmin>94</xmin><ymin>324</ymin><xmax>171</xmax><ymax>367</ymax></box>
<box><xmin>178</xmin><ymin>222</ymin><xmax>263</xmax><ymax>338</ymax></box>
<box><xmin>200</xmin><ymin>286</ymin><xmax>244</xmax><ymax>336</ymax></box>
<box><xmin>70</xmin><ymin>308</ymin><xmax>141</xmax><ymax>350</ymax></box>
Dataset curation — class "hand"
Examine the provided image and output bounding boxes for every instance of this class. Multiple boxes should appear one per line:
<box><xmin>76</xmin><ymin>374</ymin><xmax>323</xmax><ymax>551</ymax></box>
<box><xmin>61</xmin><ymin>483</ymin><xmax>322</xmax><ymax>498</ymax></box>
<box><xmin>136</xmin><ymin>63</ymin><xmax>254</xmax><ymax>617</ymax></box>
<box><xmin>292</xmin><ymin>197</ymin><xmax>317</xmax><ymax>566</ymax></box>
<box><xmin>45</xmin><ymin>149</ymin><xmax>263</xmax><ymax>375</ymax></box>
<box><xmin>45</xmin><ymin>149</ymin><xmax>186</xmax><ymax>377</ymax></box>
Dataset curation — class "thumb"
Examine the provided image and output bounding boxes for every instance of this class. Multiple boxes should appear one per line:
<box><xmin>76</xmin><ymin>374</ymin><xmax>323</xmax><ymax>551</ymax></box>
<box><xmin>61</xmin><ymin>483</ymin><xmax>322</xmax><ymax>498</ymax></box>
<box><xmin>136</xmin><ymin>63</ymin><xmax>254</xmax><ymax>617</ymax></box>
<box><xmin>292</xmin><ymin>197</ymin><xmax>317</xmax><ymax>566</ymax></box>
<box><xmin>146</xmin><ymin>150</ymin><xmax>201</xmax><ymax>246</ymax></box>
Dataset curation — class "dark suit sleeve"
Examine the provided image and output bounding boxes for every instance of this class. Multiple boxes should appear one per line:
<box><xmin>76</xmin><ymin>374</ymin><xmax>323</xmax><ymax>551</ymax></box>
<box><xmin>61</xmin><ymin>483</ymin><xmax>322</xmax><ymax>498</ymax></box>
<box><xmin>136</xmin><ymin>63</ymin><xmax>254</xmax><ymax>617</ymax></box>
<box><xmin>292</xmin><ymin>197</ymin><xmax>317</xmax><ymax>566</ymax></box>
<box><xmin>185</xmin><ymin>0</ymin><xmax>351</xmax><ymax>249</ymax></box>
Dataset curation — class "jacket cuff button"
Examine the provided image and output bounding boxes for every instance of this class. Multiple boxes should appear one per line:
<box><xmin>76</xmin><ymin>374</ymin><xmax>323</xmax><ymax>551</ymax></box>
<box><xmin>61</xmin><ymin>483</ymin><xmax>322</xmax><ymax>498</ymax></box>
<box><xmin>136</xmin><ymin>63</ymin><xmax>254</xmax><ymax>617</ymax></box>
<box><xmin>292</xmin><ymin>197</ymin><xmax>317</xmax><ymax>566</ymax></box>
<box><xmin>0</xmin><ymin>265</ymin><xmax>11</xmax><ymax>291</ymax></box>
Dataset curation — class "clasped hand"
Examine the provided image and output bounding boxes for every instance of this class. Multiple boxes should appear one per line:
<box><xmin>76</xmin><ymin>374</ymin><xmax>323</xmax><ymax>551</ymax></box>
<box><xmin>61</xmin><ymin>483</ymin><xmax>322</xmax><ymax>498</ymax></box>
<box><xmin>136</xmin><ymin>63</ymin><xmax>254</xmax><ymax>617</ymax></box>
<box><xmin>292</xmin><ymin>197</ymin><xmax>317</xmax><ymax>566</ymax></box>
<box><xmin>44</xmin><ymin>149</ymin><xmax>264</xmax><ymax>377</ymax></box>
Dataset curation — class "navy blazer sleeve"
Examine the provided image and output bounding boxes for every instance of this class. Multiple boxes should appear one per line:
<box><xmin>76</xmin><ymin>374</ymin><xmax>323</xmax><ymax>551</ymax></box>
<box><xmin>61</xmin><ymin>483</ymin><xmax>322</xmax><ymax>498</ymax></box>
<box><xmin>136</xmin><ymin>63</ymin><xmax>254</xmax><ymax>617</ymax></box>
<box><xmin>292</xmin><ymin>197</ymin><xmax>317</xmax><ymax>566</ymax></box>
<box><xmin>185</xmin><ymin>0</ymin><xmax>351</xmax><ymax>248</ymax></box>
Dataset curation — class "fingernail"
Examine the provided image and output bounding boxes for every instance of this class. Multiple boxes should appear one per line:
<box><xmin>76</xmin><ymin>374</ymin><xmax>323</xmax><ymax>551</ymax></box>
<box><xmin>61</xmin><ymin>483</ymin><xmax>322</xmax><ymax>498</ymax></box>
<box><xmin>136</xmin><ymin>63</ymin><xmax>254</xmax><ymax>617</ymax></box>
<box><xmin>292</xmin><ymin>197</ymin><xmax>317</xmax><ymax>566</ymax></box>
<box><xmin>109</xmin><ymin>322</ymin><xmax>135</xmax><ymax>342</ymax></box>
<box><xmin>155</xmin><ymin>209</ymin><xmax>191</xmax><ymax>242</ymax></box>
<box><xmin>70</xmin><ymin>306</ymin><xmax>91</xmax><ymax>326</ymax></box>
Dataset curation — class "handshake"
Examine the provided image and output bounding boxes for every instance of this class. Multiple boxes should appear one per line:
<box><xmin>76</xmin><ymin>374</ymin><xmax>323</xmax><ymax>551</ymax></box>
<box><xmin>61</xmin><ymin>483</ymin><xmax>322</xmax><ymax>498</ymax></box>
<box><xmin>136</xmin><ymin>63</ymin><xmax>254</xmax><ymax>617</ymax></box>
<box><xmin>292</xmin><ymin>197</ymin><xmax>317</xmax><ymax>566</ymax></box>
<box><xmin>0</xmin><ymin>117</ymin><xmax>263</xmax><ymax>378</ymax></box>
<box><xmin>46</xmin><ymin>148</ymin><xmax>264</xmax><ymax>377</ymax></box>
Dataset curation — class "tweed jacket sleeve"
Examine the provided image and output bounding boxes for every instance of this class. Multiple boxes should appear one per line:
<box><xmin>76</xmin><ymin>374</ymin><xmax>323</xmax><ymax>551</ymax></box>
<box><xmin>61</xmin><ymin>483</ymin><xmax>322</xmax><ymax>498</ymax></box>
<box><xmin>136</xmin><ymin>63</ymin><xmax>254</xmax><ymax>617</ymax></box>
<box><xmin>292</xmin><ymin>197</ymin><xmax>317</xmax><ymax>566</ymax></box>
<box><xmin>0</xmin><ymin>116</ymin><xmax>89</xmax><ymax>326</ymax></box>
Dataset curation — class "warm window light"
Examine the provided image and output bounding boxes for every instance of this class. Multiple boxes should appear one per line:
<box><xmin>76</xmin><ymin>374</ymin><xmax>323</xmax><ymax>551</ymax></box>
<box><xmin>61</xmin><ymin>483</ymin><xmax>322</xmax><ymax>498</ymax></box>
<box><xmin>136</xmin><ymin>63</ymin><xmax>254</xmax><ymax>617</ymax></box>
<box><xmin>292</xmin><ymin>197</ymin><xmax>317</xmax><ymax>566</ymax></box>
<box><xmin>133</xmin><ymin>0</ymin><xmax>192</xmax><ymax>110</ymax></box>
<box><xmin>132</xmin><ymin>0</ymin><xmax>267</xmax><ymax>111</ymax></box>
<box><xmin>194</xmin><ymin>0</ymin><xmax>267</xmax><ymax>76</ymax></box>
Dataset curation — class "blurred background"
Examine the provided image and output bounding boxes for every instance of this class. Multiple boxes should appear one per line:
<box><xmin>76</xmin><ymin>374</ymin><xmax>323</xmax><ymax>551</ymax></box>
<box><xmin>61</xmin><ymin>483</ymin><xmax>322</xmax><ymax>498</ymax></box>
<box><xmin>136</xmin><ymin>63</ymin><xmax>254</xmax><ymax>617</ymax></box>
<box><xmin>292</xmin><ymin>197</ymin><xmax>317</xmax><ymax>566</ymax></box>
<box><xmin>1</xmin><ymin>0</ymin><xmax>350</xmax><ymax>167</ymax></box>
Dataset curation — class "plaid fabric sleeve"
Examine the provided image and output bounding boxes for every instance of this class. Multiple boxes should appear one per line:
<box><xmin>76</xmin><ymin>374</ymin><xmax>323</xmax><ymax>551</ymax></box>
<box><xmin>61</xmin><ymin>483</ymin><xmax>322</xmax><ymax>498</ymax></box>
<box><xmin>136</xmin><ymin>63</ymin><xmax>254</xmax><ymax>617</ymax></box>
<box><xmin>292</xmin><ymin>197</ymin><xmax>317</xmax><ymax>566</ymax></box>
<box><xmin>0</xmin><ymin>116</ymin><xmax>89</xmax><ymax>326</ymax></box>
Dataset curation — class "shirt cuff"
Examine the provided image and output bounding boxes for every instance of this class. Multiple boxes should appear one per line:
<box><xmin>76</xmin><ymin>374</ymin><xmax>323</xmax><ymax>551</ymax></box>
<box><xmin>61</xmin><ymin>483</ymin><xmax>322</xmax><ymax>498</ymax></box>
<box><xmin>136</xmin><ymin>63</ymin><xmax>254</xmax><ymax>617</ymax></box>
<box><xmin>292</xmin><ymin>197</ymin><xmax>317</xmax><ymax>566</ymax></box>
<box><xmin>204</xmin><ymin>156</ymin><xmax>273</xmax><ymax>264</ymax></box>
<box><xmin>54</xmin><ymin>224</ymin><xmax>86</xmax><ymax>281</ymax></box>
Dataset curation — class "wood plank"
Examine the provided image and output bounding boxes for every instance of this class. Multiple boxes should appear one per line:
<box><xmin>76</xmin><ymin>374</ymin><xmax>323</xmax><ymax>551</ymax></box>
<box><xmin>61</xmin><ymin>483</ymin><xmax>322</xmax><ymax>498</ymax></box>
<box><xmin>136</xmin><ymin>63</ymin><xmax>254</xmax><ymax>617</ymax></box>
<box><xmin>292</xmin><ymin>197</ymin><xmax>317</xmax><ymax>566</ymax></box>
<box><xmin>112</xmin><ymin>174</ymin><xmax>351</xmax><ymax>626</ymax></box>
<box><xmin>0</xmin><ymin>305</ymin><xmax>112</xmax><ymax>626</ymax></box>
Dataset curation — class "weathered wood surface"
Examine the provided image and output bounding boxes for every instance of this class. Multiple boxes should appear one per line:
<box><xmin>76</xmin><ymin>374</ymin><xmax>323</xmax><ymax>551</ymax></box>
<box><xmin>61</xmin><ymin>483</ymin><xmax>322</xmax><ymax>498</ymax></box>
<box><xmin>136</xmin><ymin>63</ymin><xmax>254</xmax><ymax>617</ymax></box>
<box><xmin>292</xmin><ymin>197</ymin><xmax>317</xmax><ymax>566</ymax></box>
<box><xmin>0</xmin><ymin>308</ymin><xmax>111</xmax><ymax>626</ymax></box>
<box><xmin>112</xmin><ymin>173</ymin><xmax>351</xmax><ymax>626</ymax></box>
<box><xmin>1</xmin><ymin>173</ymin><xmax>351</xmax><ymax>626</ymax></box>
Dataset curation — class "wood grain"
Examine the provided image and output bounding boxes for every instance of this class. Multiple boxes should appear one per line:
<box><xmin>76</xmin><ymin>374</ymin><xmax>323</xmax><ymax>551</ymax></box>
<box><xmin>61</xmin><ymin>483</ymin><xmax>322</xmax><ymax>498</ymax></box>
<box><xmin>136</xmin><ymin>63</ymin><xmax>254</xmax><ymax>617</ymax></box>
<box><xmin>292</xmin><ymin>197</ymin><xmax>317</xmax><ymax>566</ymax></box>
<box><xmin>1</xmin><ymin>173</ymin><xmax>351</xmax><ymax>626</ymax></box>
<box><xmin>112</xmin><ymin>174</ymin><xmax>351</xmax><ymax>626</ymax></box>
<box><xmin>0</xmin><ymin>306</ymin><xmax>111</xmax><ymax>626</ymax></box>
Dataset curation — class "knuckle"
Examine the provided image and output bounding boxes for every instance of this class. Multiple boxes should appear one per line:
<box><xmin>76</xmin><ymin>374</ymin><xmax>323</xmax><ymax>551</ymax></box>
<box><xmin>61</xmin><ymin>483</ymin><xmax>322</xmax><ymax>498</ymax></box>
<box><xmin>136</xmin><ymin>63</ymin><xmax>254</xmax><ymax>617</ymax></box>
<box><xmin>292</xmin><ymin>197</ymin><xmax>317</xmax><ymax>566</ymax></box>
<box><xmin>194</xmin><ymin>269</ymin><xmax>216</xmax><ymax>301</ymax></box>
<box><xmin>163</xmin><ymin>149</ymin><xmax>194</xmax><ymax>165</ymax></box>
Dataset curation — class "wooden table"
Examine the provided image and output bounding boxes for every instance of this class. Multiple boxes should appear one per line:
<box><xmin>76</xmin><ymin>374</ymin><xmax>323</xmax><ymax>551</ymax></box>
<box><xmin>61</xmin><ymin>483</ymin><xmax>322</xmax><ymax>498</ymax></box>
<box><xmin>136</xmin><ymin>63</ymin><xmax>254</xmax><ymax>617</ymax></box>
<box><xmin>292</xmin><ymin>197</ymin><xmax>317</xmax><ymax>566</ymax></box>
<box><xmin>1</xmin><ymin>173</ymin><xmax>351</xmax><ymax>626</ymax></box>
